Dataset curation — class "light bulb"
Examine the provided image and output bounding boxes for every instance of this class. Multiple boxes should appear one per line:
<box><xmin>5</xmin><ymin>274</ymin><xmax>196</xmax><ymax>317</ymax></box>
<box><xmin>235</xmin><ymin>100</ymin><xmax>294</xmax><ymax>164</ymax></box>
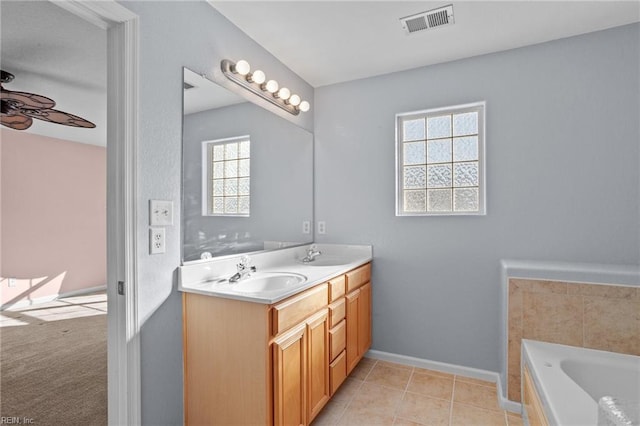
<box><xmin>298</xmin><ymin>101</ymin><xmax>310</xmax><ymax>112</ymax></box>
<box><xmin>248</xmin><ymin>70</ymin><xmax>265</xmax><ymax>84</ymax></box>
<box><xmin>288</xmin><ymin>94</ymin><xmax>301</xmax><ymax>106</ymax></box>
<box><xmin>263</xmin><ymin>79</ymin><xmax>279</xmax><ymax>93</ymax></box>
<box><xmin>234</xmin><ymin>59</ymin><xmax>250</xmax><ymax>76</ymax></box>
<box><xmin>277</xmin><ymin>87</ymin><xmax>291</xmax><ymax>100</ymax></box>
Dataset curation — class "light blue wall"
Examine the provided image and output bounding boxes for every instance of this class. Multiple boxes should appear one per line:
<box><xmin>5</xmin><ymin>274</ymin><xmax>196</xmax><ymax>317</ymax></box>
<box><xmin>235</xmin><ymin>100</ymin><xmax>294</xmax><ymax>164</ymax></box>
<box><xmin>119</xmin><ymin>1</ymin><xmax>313</xmax><ymax>423</ymax></box>
<box><xmin>314</xmin><ymin>24</ymin><xmax>640</xmax><ymax>373</ymax></box>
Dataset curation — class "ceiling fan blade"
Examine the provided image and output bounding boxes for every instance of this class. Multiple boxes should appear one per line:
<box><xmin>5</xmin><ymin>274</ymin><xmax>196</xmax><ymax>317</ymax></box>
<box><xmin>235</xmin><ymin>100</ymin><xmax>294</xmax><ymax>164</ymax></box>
<box><xmin>1</xmin><ymin>87</ymin><xmax>56</xmax><ymax>109</ymax></box>
<box><xmin>1</xmin><ymin>113</ymin><xmax>33</xmax><ymax>130</ymax></box>
<box><xmin>22</xmin><ymin>108</ymin><xmax>96</xmax><ymax>128</ymax></box>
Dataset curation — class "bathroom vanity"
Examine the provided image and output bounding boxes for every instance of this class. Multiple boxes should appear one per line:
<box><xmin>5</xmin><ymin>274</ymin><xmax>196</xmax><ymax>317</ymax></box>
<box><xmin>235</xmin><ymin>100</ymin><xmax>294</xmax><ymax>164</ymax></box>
<box><xmin>179</xmin><ymin>244</ymin><xmax>372</xmax><ymax>425</ymax></box>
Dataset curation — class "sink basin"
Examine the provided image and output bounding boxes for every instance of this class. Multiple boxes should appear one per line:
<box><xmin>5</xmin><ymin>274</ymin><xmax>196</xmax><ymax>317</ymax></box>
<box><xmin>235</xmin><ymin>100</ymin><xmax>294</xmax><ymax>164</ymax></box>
<box><xmin>301</xmin><ymin>256</ymin><xmax>351</xmax><ymax>267</ymax></box>
<box><xmin>231</xmin><ymin>272</ymin><xmax>307</xmax><ymax>293</ymax></box>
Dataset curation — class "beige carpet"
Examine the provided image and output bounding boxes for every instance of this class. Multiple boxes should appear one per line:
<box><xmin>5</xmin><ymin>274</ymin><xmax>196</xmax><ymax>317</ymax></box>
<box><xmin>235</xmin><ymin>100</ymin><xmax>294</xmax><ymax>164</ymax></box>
<box><xmin>0</xmin><ymin>295</ymin><xmax>107</xmax><ymax>425</ymax></box>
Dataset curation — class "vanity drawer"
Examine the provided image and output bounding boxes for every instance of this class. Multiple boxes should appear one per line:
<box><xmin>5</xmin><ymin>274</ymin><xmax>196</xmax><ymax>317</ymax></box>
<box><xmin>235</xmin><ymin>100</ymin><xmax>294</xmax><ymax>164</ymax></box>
<box><xmin>328</xmin><ymin>275</ymin><xmax>346</xmax><ymax>302</ymax></box>
<box><xmin>329</xmin><ymin>320</ymin><xmax>346</xmax><ymax>361</ymax></box>
<box><xmin>328</xmin><ymin>298</ymin><xmax>346</xmax><ymax>328</ymax></box>
<box><xmin>346</xmin><ymin>264</ymin><xmax>371</xmax><ymax>293</ymax></box>
<box><xmin>329</xmin><ymin>350</ymin><xmax>347</xmax><ymax>395</ymax></box>
<box><xmin>271</xmin><ymin>283</ymin><xmax>329</xmax><ymax>336</ymax></box>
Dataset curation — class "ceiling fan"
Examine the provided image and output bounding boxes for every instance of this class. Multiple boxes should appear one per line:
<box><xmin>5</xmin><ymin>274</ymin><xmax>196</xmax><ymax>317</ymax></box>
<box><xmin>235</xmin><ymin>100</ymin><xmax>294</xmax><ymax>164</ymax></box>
<box><xmin>1</xmin><ymin>69</ymin><xmax>96</xmax><ymax>131</ymax></box>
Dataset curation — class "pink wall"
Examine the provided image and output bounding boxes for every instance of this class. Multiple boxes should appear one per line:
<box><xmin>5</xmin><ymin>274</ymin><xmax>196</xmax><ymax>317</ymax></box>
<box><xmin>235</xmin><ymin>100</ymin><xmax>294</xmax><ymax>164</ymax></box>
<box><xmin>1</xmin><ymin>129</ymin><xmax>106</xmax><ymax>307</ymax></box>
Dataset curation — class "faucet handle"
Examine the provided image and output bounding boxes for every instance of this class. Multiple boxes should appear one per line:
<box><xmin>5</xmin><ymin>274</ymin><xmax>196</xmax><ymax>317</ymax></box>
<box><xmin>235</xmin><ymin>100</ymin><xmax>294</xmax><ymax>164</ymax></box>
<box><xmin>238</xmin><ymin>255</ymin><xmax>251</xmax><ymax>270</ymax></box>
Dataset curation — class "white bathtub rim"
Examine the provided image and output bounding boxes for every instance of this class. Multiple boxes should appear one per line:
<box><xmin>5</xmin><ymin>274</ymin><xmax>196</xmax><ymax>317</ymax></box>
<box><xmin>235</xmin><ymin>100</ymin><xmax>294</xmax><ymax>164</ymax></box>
<box><xmin>522</xmin><ymin>339</ymin><xmax>640</xmax><ymax>426</ymax></box>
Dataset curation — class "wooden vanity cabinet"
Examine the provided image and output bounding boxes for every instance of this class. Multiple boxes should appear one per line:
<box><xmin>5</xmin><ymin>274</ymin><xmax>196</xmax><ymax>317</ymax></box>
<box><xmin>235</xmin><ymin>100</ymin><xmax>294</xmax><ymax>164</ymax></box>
<box><xmin>273</xmin><ymin>308</ymin><xmax>330</xmax><ymax>426</ymax></box>
<box><xmin>345</xmin><ymin>264</ymin><xmax>372</xmax><ymax>374</ymax></box>
<box><xmin>183</xmin><ymin>262</ymin><xmax>372</xmax><ymax>426</ymax></box>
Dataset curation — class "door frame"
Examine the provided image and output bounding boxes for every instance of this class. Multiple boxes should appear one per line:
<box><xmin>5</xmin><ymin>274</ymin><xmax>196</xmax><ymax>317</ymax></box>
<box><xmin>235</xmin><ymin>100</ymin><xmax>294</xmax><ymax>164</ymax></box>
<box><xmin>51</xmin><ymin>1</ymin><xmax>141</xmax><ymax>424</ymax></box>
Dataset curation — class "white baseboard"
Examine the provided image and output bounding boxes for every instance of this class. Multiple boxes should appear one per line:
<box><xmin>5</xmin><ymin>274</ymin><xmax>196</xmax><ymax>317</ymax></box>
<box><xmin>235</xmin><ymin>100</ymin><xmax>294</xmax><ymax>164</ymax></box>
<box><xmin>366</xmin><ymin>349</ymin><xmax>522</xmax><ymax>414</ymax></box>
<box><xmin>1</xmin><ymin>285</ymin><xmax>107</xmax><ymax>311</ymax></box>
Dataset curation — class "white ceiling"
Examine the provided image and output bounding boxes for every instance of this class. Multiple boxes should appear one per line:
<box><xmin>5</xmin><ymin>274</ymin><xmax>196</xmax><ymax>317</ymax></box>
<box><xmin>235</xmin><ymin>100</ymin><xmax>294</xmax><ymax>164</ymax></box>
<box><xmin>1</xmin><ymin>1</ymin><xmax>106</xmax><ymax>146</ymax></box>
<box><xmin>210</xmin><ymin>1</ymin><xmax>640</xmax><ymax>88</ymax></box>
<box><xmin>2</xmin><ymin>1</ymin><xmax>638</xmax><ymax>145</ymax></box>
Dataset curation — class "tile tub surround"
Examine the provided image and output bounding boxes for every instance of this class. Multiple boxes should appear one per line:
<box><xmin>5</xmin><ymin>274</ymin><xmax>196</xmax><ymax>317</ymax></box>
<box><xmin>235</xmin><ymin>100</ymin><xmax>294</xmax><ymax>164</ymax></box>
<box><xmin>312</xmin><ymin>358</ymin><xmax>523</xmax><ymax>425</ymax></box>
<box><xmin>506</xmin><ymin>278</ymin><xmax>640</xmax><ymax>402</ymax></box>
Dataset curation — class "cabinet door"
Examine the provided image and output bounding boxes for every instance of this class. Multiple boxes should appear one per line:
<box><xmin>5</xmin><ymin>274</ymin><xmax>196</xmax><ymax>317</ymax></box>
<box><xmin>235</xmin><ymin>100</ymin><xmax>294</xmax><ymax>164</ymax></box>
<box><xmin>306</xmin><ymin>309</ymin><xmax>330</xmax><ymax>423</ymax></box>
<box><xmin>345</xmin><ymin>289</ymin><xmax>360</xmax><ymax>374</ymax></box>
<box><xmin>273</xmin><ymin>323</ymin><xmax>307</xmax><ymax>426</ymax></box>
<box><xmin>358</xmin><ymin>282</ymin><xmax>372</xmax><ymax>356</ymax></box>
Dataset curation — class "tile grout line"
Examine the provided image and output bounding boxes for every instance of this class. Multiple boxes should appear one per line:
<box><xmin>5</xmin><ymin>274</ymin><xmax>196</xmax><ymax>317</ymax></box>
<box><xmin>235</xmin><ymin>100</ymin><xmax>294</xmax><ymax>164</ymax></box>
<box><xmin>449</xmin><ymin>375</ymin><xmax>457</xmax><ymax>426</ymax></box>
<box><xmin>393</xmin><ymin>366</ymin><xmax>415</xmax><ymax>423</ymax></box>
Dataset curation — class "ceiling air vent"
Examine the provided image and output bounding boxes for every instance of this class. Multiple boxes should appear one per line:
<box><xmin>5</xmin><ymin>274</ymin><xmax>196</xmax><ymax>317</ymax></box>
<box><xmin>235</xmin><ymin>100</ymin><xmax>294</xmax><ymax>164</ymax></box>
<box><xmin>400</xmin><ymin>4</ymin><xmax>454</xmax><ymax>34</ymax></box>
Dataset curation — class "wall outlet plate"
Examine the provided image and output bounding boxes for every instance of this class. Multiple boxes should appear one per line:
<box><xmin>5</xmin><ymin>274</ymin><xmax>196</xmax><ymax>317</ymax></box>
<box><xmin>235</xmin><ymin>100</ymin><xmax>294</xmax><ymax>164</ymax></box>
<box><xmin>302</xmin><ymin>221</ymin><xmax>311</xmax><ymax>234</ymax></box>
<box><xmin>317</xmin><ymin>221</ymin><xmax>326</xmax><ymax>235</ymax></box>
<box><xmin>150</xmin><ymin>200</ymin><xmax>173</xmax><ymax>226</ymax></box>
<box><xmin>150</xmin><ymin>227</ymin><xmax>166</xmax><ymax>254</ymax></box>
<box><xmin>8</xmin><ymin>278</ymin><xmax>17</xmax><ymax>288</ymax></box>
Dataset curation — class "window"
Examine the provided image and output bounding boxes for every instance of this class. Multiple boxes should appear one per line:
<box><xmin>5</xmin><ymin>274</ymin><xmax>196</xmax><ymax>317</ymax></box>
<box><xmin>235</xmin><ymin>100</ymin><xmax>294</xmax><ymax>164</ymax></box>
<box><xmin>396</xmin><ymin>102</ymin><xmax>485</xmax><ymax>216</ymax></box>
<box><xmin>202</xmin><ymin>136</ymin><xmax>250</xmax><ymax>216</ymax></box>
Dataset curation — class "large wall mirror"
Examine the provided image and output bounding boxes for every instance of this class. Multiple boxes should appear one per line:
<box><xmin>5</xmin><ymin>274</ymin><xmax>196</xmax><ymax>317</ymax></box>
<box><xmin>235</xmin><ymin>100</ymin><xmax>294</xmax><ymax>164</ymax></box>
<box><xmin>182</xmin><ymin>68</ymin><xmax>314</xmax><ymax>263</ymax></box>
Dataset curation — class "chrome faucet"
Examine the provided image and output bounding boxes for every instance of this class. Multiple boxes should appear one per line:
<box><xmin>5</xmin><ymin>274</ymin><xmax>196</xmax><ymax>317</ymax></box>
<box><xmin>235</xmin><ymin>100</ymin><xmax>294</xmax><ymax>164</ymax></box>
<box><xmin>301</xmin><ymin>245</ymin><xmax>322</xmax><ymax>263</ymax></box>
<box><xmin>229</xmin><ymin>255</ymin><xmax>256</xmax><ymax>283</ymax></box>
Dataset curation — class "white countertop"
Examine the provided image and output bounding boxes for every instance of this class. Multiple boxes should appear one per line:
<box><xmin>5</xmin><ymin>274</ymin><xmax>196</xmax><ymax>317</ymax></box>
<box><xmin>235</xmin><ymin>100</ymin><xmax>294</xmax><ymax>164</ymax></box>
<box><xmin>178</xmin><ymin>244</ymin><xmax>372</xmax><ymax>304</ymax></box>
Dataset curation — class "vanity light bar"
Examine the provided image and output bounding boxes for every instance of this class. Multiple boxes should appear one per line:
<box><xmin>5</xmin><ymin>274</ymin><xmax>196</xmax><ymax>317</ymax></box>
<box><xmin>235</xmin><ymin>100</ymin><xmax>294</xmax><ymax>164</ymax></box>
<box><xmin>221</xmin><ymin>59</ymin><xmax>310</xmax><ymax>116</ymax></box>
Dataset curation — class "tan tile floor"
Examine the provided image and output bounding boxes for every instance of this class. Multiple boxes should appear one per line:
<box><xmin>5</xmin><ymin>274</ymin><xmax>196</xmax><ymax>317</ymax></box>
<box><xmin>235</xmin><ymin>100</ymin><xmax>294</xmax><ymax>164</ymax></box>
<box><xmin>313</xmin><ymin>358</ymin><xmax>523</xmax><ymax>426</ymax></box>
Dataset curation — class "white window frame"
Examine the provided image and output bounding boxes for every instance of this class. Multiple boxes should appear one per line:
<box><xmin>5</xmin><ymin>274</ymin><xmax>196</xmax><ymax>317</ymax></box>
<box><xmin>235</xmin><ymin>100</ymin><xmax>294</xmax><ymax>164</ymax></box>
<box><xmin>395</xmin><ymin>101</ymin><xmax>486</xmax><ymax>216</ymax></box>
<box><xmin>202</xmin><ymin>135</ymin><xmax>251</xmax><ymax>217</ymax></box>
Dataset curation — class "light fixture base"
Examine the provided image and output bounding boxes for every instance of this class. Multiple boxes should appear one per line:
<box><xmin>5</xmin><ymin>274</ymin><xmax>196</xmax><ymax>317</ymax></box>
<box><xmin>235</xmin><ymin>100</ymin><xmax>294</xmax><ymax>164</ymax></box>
<box><xmin>221</xmin><ymin>59</ymin><xmax>301</xmax><ymax>116</ymax></box>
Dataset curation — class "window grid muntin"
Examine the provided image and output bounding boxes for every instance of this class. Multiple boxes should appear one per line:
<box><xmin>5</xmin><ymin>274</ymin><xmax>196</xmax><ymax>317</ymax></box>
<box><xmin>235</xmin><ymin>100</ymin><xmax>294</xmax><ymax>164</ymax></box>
<box><xmin>206</xmin><ymin>136</ymin><xmax>251</xmax><ymax>217</ymax></box>
<box><xmin>397</xmin><ymin>102</ymin><xmax>485</xmax><ymax>216</ymax></box>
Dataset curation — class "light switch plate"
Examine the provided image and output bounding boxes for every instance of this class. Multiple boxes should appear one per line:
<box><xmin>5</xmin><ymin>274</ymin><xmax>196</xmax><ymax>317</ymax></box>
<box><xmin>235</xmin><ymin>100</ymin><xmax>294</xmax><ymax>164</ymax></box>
<box><xmin>150</xmin><ymin>200</ymin><xmax>173</xmax><ymax>226</ymax></box>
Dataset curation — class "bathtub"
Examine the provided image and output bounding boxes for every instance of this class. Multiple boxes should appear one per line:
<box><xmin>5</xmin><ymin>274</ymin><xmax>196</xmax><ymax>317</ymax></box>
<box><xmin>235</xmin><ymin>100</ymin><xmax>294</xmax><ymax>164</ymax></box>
<box><xmin>521</xmin><ymin>339</ymin><xmax>640</xmax><ymax>426</ymax></box>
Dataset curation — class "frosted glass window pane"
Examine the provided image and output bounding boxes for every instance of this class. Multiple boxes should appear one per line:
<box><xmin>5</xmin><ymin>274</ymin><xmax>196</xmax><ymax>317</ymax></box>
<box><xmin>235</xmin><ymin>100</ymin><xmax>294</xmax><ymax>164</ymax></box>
<box><xmin>427</xmin><ymin>115</ymin><xmax>451</xmax><ymax>139</ymax></box>
<box><xmin>225</xmin><ymin>160</ymin><xmax>237</xmax><ymax>177</ymax></box>
<box><xmin>239</xmin><ymin>140</ymin><xmax>250</xmax><ymax>158</ymax></box>
<box><xmin>213</xmin><ymin>179</ymin><xmax>224</xmax><ymax>196</ymax></box>
<box><xmin>427</xmin><ymin>139</ymin><xmax>452</xmax><ymax>163</ymax></box>
<box><xmin>453</xmin><ymin>136</ymin><xmax>478</xmax><ymax>162</ymax></box>
<box><xmin>213</xmin><ymin>197</ymin><xmax>224</xmax><ymax>214</ymax></box>
<box><xmin>427</xmin><ymin>164</ymin><xmax>452</xmax><ymax>188</ymax></box>
<box><xmin>453</xmin><ymin>162</ymin><xmax>479</xmax><ymax>187</ymax></box>
<box><xmin>404</xmin><ymin>190</ymin><xmax>426</xmax><ymax>212</ymax></box>
<box><xmin>225</xmin><ymin>197</ymin><xmax>238</xmax><ymax>214</ymax></box>
<box><xmin>454</xmin><ymin>188</ymin><xmax>479</xmax><ymax>212</ymax></box>
<box><xmin>238</xmin><ymin>196</ymin><xmax>250</xmax><ymax>214</ymax></box>
<box><xmin>427</xmin><ymin>189</ymin><xmax>452</xmax><ymax>212</ymax></box>
<box><xmin>238</xmin><ymin>159</ymin><xmax>250</xmax><ymax>177</ymax></box>
<box><xmin>453</xmin><ymin>112</ymin><xmax>478</xmax><ymax>136</ymax></box>
<box><xmin>213</xmin><ymin>144</ymin><xmax>225</xmax><ymax>160</ymax></box>
<box><xmin>404</xmin><ymin>166</ymin><xmax>426</xmax><ymax>189</ymax></box>
<box><xmin>213</xmin><ymin>161</ymin><xmax>224</xmax><ymax>179</ymax></box>
<box><xmin>403</xmin><ymin>141</ymin><xmax>426</xmax><ymax>165</ymax></box>
<box><xmin>225</xmin><ymin>178</ymin><xmax>238</xmax><ymax>196</ymax></box>
<box><xmin>238</xmin><ymin>177</ymin><xmax>250</xmax><ymax>196</ymax></box>
<box><xmin>225</xmin><ymin>142</ymin><xmax>238</xmax><ymax>160</ymax></box>
<box><xmin>403</xmin><ymin>119</ymin><xmax>425</xmax><ymax>141</ymax></box>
